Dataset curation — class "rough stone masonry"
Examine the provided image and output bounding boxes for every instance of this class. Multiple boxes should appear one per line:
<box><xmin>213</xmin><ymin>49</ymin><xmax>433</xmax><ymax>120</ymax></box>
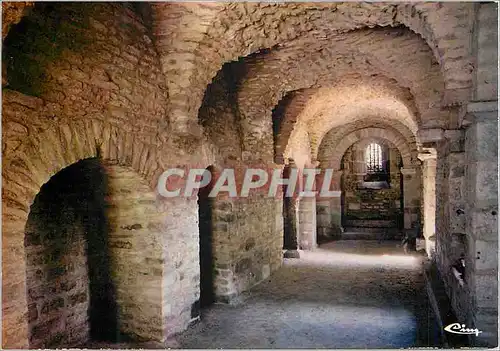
<box><xmin>1</xmin><ymin>2</ymin><xmax>498</xmax><ymax>349</ymax></box>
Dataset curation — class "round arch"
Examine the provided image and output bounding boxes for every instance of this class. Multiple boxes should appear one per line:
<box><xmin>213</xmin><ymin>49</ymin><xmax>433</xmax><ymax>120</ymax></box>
<box><xmin>148</xmin><ymin>2</ymin><xmax>473</xmax><ymax>133</ymax></box>
<box><xmin>272</xmin><ymin>74</ymin><xmax>420</xmax><ymax>166</ymax></box>
<box><xmin>232</xmin><ymin>27</ymin><xmax>447</xmax><ymax>162</ymax></box>
<box><xmin>2</xmin><ymin>121</ymin><xmax>164</xmax><ymax>348</ymax></box>
<box><xmin>318</xmin><ymin>127</ymin><xmax>417</xmax><ymax>171</ymax></box>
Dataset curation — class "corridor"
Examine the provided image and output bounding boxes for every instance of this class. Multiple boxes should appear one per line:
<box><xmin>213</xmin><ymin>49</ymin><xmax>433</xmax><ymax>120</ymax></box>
<box><xmin>175</xmin><ymin>241</ymin><xmax>440</xmax><ymax>349</ymax></box>
<box><xmin>2</xmin><ymin>3</ymin><xmax>497</xmax><ymax>348</ymax></box>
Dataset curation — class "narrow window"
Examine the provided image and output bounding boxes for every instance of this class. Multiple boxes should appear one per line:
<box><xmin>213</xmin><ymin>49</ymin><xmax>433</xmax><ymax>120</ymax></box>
<box><xmin>365</xmin><ymin>143</ymin><xmax>383</xmax><ymax>173</ymax></box>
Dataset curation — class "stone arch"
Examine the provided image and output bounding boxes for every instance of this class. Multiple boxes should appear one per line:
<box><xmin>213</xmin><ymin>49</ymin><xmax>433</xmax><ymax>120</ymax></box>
<box><xmin>149</xmin><ymin>2</ymin><xmax>473</xmax><ymax>133</ymax></box>
<box><xmin>2</xmin><ymin>2</ymin><xmax>34</xmax><ymax>40</ymax></box>
<box><xmin>233</xmin><ymin>27</ymin><xmax>447</xmax><ymax>162</ymax></box>
<box><xmin>316</xmin><ymin>130</ymin><xmax>412</xmax><ymax>242</ymax></box>
<box><xmin>2</xmin><ymin>121</ymin><xmax>164</xmax><ymax>348</ymax></box>
<box><xmin>320</xmin><ymin>127</ymin><xmax>416</xmax><ymax>171</ymax></box>
<box><xmin>273</xmin><ymin>76</ymin><xmax>422</xmax><ymax>163</ymax></box>
<box><xmin>315</xmin><ymin>118</ymin><xmax>419</xmax><ymax>163</ymax></box>
<box><xmin>3</xmin><ymin>3</ymin><xmax>475</xmax><ymax>133</ymax></box>
<box><xmin>273</xmin><ymin>79</ymin><xmax>421</xmax><ymax>169</ymax></box>
<box><xmin>272</xmin><ymin>89</ymin><xmax>317</xmax><ymax>165</ymax></box>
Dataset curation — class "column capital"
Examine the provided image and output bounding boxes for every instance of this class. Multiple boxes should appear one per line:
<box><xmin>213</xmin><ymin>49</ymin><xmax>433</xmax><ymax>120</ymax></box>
<box><xmin>462</xmin><ymin>100</ymin><xmax>498</xmax><ymax>127</ymax></box>
<box><xmin>466</xmin><ymin>100</ymin><xmax>498</xmax><ymax>113</ymax></box>
<box><xmin>418</xmin><ymin>150</ymin><xmax>437</xmax><ymax>162</ymax></box>
<box><xmin>417</xmin><ymin>128</ymin><xmax>444</xmax><ymax>143</ymax></box>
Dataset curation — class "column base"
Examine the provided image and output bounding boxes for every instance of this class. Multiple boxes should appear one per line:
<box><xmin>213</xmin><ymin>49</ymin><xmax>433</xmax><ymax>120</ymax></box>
<box><xmin>426</xmin><ymin>235</ymin><xmax>436</xmax><ymax>259</ymax></box>
<box><xmin>283</xmin><ymin>250</ymin><xmax>300</xmax><ymax>258</ymax></box>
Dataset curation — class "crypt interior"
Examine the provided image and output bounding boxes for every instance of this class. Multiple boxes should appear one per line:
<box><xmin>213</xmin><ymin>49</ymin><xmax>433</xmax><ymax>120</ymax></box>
<box><xmin>1</xmin><ymin>2</ymin><xmax>498</xmax><ymax>349</ymax></box>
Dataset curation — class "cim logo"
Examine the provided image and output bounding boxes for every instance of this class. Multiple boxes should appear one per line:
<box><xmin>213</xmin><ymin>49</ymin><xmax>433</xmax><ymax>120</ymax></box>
<box><xmin>444</xmin><ymin>323</ymin><xmax>483</xmax><ymax>336</ymax></box>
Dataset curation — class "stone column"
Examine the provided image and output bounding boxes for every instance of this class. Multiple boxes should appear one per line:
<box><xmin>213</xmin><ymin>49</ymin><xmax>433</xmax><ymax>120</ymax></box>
<box><xmin>418</xmin><ymin>150</ymin><xmax>437</xmax><ymax>258</ymax></box>
<box><xmin>283</xmin><ymin>160</ymin><xmax>300</xmax><ymax>258</ymax></box>
<box><xmin>298</xmin><ymin>195</ymin><xmax>317</xmax><ymax>250</ymax></box>
<box><xmin>297</xmin><ymin>162</ymin><xmax>319</xmax><ymax>250</ymax></box>
<box><xmin>316</xmin><ymin>169</ymin><xmax>343</xmax><ymax>242</ymax></box>
<box><xmin>400</xmin><ymin>166</ymin><xmax>420</xmax><ymax>230</ymax></box>
<box><xmin>331</xmin><ymin>169</ymin><xmax>344</xmax><ymax>236</ymax></box>
<box><xmin>353</xmin><ymin>145</ymin><xmax>366</xmax><ymax>183</ymax></box>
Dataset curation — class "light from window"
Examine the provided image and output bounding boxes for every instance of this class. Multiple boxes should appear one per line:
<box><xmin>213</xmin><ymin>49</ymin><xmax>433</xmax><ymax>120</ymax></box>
<box><xmin>365</xmin><ymin>143</ymin><xmax>383</xmax><ymax>173</ymax></box>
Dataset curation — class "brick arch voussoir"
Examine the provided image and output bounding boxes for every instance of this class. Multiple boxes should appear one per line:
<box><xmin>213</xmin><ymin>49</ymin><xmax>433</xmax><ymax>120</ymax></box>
<box><xmin>235</xmin><ymin>32</ymin><xmax>443</xmax><ymax>151</ymax></box>
<box><xmin>4</xmin><ymin>121</ymin><xmax>161</xmax><ymax>217</ymax></box>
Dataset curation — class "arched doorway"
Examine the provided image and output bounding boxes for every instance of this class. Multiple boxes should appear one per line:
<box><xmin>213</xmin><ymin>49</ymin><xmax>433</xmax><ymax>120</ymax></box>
<box><xmin>24</xmin><ymin>158</ymin><xmax>117</xmax><ymax>348</ymax></box>
<box><xmin>340</xmin><ymin>139</ymin><xmax>404</xmax><ymax>239</ymax></box>
<box><xmin>23</xmin><ymin>158</ymin><xmax>168</xmax><ymax>348</ymax></box>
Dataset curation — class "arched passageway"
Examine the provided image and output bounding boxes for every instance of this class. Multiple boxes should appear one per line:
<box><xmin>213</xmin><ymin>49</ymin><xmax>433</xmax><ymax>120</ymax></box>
<box><xmin>315</xmin><ymin>124</ymin><xmax>421</xmax><ymax>245</ymax></box>
<box><xmin>22</xmin><ymin>158</ymin><xmax>169</xmax><ymax>348</ymax></box>
<box><xmin>339</xmin><ymin>138</ymin><xmax>405</xmax><ymax>239</ymax></box>
<box><xmin>2</xmin><ymin>2</ymin><xmax>497</xmax><ymax>349</ymax></box>
<box><xmin>25</xmin><ymin>159</ymin><xmax>117</xmax><ymax>348</ymax></box>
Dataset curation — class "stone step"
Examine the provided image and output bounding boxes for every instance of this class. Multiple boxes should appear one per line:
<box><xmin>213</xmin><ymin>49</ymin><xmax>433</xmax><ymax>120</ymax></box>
<box><xmin>341</xmin><ymin>229</ymin><xmax>403</xmax><ymax>241</ymax></box>
<box><xmin>344</xmin><ymin>219</ymin><xmax>398</xmax><ymax>228</ymax></box>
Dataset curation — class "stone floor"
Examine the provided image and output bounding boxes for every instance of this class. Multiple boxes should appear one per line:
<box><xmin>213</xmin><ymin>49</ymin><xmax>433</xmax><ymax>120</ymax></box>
<box><xmin>173</xmin><ymin>240</ymin><xmax>441</xmax><ymax>349</ymax></box>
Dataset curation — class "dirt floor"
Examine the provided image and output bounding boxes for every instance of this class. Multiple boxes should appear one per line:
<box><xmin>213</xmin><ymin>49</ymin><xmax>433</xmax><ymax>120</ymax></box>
<box><xmin>173</xmin><ymin>240</ymin><xmax>441</xmax><ymax>349</ymax></box>
<box><xmin>85</xmin><ymin>239</ymin><xmax>441</xmax><ymax>349</ymax></box>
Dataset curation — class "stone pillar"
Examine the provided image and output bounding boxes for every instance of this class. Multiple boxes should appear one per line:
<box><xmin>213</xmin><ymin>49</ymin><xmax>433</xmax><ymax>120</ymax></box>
<box><xmin>298</xmin><ymin>195</ymin><xmax>317</xmax><ymax>250</ymax></box>
<box><xmin>331</xmin><ymin>170</ymin><xmax>344</xmax><ymax>236</ymax></box>
<box><xmin>353</xmin><ymin>145</ymin><xmax>366</xmax><ymax>182</ymax></box>
<box><xmin>418</xmin><ymin>150</ymin><xmax>437</xmax><ymax>258</ymax></box>
<box><xmin>316</xmin><ymin>169</ymin><xmax>343</xmax><ymax>242</ymax></box>
<box><xmin>460</xmin><ymin>4</ymin><xmax>498</xmax><ymax>345</ymax></box>
<box><xmin>400</xmin><ymin>166</ymin><xmax>420</xmax><ymax>230</ymax></box>
<box><xmin>283</xmin><ymin>160</ymin><xmax>300</xmax><ymax>258</ymax></box>
<box><xmin>463</xmin><ymin>101</ymin><xmax>498</xmax><ymax>347</ymax></box>
<box><xmin>297</xmin><ymin>162</ymin><xmax>319</xmax><ymax>250</ymax></box>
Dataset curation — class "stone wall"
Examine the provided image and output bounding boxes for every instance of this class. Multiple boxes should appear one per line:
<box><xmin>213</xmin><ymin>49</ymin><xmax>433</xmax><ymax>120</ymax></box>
<box><xmin>2</xmin><ymin>3</ymin><xmax>168</xmax><ymax>134</ymax></box>
<box><xmin>1</xmin><ymin>3</ymin><xmax>205</xmax><ymax>347</ymax></box>
<box><xmin>434</xmin><ymin>116</ymin><xmax>498</xmax><ymax>347</ymax></box>
<box><xmin>472</xmin><ymin>3</ymin><xmax>498</xmax><ymax>102</ymax></box>
<box><xmin>464</xmin><ymin>107</ymin><xmax>498</xmax><ymax>346</ymax></box>
<box><xmin>210</xmin><ymin>194</ymin><xmax>283</xmax><ymax>302</ymax></box>
<box><xmin>198</xmin><ymin>62</ymin><xmax>286</xmax><ymax>302</ymax></box>
<box><xmin>432</xmin><ymin>3</ymin><xmax>498</xmax><ymax>347</ymax></box>
<box><xmin>105</xmin><ymin>163</ymin><xmax>166</xmax><ymax>342</ymax></box>
<box><xmin>435</xmin><ymin>134</ymin><xmax>469</xmax><ymax>325</ymax></box>
<box><xmin>198</xmin><ymin>65</ymin><xmax>243</xmax><ymax>162</ymax></box>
